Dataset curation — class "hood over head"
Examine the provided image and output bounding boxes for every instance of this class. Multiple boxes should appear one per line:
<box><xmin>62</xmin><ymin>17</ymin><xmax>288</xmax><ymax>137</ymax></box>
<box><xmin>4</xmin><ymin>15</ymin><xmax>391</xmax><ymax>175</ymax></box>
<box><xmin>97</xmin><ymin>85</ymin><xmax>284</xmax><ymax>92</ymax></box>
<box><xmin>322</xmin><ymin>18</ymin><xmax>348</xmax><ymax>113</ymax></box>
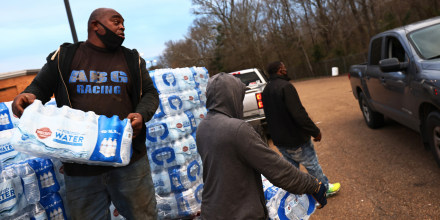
<box><xmin>206</xmin><ymin>72</ymin><xmax>246</xmax><ymax>119</ymax></box>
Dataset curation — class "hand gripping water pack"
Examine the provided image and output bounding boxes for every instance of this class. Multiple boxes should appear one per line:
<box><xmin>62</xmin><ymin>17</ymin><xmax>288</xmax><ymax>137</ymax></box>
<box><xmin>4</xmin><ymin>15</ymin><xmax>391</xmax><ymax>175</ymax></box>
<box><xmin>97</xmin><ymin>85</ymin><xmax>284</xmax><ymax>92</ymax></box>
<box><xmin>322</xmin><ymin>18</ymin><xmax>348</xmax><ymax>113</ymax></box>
<box><xmin>11</xmin><ymin>100</ymin><xmax>133</xmax><ymax>167</ymax></box>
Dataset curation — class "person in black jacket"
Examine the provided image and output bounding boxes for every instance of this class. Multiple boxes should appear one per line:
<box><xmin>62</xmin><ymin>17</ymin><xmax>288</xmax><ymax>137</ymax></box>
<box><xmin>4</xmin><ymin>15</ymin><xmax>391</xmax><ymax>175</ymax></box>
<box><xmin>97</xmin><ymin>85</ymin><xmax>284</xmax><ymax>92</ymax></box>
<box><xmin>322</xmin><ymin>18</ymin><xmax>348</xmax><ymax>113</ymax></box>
<box><xmin>12</xmin><ymin>8</ymin><xmax>159</xmax><ymax>219</ymax></box>
<box><xmin>262</xmin><ymin>61</ymin><xmax>340</xmax><ymax>197</ymax></box>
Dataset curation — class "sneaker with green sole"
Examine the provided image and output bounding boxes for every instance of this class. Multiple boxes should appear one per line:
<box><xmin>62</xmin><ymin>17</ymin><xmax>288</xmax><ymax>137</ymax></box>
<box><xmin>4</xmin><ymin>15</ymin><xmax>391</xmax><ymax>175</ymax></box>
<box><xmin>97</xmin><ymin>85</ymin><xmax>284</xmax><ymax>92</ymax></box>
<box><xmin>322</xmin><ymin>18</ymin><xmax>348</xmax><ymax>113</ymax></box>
<box><xmin>326</xmin><ymin>183</ymin><xmax>341</xmax><ymax>197</ymax></box>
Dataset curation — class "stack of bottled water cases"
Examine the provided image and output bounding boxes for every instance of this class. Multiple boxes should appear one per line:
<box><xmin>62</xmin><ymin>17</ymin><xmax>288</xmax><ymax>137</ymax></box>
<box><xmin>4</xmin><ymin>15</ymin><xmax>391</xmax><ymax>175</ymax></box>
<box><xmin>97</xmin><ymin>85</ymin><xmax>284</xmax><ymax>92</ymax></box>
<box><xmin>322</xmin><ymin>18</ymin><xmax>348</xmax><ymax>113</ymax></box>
<box><xmin>146</xmin><ymin>67</ymin><xmax>208</xmax><ymax>219</ymax></box>
<box><xmin>0</xmin><ymin>101</ymin><xmax>69</xmax><ymax>220</ymax></box>
<box><xmin>262</xmin><ymin>175</ymin><xmax>317</xmax><ymax>220</ymax></box>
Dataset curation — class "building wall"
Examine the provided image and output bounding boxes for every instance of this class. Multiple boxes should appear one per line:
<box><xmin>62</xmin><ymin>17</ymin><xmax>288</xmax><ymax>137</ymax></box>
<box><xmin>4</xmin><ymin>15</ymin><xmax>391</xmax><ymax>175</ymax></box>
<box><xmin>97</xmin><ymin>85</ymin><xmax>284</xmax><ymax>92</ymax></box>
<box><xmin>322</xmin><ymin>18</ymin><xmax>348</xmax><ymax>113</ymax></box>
<box><xmin>0</xmin><ymin>71</ymin><xmax>37</xmax><ymax>102</ymax></box>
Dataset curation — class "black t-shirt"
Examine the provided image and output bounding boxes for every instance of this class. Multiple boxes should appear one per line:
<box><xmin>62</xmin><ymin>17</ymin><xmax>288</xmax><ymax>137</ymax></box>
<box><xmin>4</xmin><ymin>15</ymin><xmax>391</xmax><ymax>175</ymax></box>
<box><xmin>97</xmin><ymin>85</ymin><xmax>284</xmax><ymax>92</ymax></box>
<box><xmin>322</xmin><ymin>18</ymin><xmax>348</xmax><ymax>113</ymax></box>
<box><xmin>64</xmin><ymin>42</ymin><xmax>134</xmax><ymax>176</ymax></box>
<box><xmin>68</xmin><ymin>41</ymin><xmax>133</xmax><ymax>119</ymax></box>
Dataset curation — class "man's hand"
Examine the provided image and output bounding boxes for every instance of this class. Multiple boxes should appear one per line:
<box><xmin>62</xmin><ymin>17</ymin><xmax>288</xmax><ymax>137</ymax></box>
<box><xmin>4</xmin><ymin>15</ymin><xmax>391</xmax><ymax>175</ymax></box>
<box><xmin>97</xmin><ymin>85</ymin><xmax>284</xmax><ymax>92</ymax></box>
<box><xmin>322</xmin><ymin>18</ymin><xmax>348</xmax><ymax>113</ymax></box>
<box><xmin>127</xmin><ymin>113</ymin><xmax>143</xmax><ymax>138</ymax></box>
<box><xmin>12</xmin><ymin>93</ymin><xmax>36</xmax><ymax>118</ymax></box>
<box><xmin>312</xmin><ymin>181</ymin><xmax>327</xmax><ymax>209</ymax></box>
<box><xmin>313</xmin><ymin>132</ymin><xmax>322</xmax><ymax>142</ymax></box>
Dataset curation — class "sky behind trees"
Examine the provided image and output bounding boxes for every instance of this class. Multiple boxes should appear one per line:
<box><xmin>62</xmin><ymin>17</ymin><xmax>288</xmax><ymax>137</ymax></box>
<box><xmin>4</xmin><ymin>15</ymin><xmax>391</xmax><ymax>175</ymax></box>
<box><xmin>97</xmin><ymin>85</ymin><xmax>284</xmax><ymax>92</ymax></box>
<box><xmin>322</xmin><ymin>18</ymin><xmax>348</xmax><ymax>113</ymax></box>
<box><xmin>0</xmin><ymin>0</ymin><xmax>194</xmax><ymax>73</ymax></box>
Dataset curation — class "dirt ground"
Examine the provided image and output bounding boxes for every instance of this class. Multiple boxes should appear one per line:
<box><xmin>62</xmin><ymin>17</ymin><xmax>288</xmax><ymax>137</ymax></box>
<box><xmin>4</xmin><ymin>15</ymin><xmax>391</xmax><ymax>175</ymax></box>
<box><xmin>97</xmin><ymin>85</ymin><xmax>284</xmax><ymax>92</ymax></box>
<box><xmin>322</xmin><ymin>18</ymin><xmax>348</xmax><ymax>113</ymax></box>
<box><xmin>267</xmin><ymin>75</ymin><xmax>440</xmax><ymax>219</ymax></box>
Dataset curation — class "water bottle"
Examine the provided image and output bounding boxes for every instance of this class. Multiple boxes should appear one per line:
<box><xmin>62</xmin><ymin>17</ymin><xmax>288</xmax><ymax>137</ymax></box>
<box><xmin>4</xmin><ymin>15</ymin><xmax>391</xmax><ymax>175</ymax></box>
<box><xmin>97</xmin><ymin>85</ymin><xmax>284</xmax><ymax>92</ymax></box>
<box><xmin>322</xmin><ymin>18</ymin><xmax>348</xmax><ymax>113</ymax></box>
<box><xmin>39</xmin><ymin>193</ymin><xmax>66</xmax><ymax>220</ymax></box>
<box><xmin>28</xmin><ymin>158</ymin><xmax>60</xmax><ymax>198</ymax></box>
<box><xmin>174</xmin><ymin>191</ymin><xmax>192</xmax><ymax>217</ymax></box>
<box><xmin>0</xmin><ymin>167</ymin><xmax>26</xmax><ymax>219</ymax></box>
<box><xmin>15</xmin><ymin>163</ymin><xmax>40</xmax><ymax>204</ymax></box>
<box><xmin>168</xmin><ymin>165</ymin><xmax>191</xmax><ymax>193</ymax></box>
<box><xmin>0</xmin><ymin>130</ymin><xmax>18</xmax><ymax>163</ymax></box>
<box><xmin>160</xmin><ymin>94</ymin><xmax>184</xmax><ymax>116</ymax></box>
<box><xmin>156</xmin><ymin>194</ymin><xmax>178</xmax><ymax>219</ymax></box>
<box><xmin>5</xmin><ymin>211</ymin><xmax>29</xmax><ymax>220</ymax></box>
<box><xmin>172</xmin><ymin>138</ymin><xmax>186</xmax><ymax>165</ymax></box>
<box><xmin>29</xmin><ymin>203</ymin><xmax>48</xmax><ymax>220</ymax></box>
<box><xmin>266</xmin><ymin>190</ymin><xmax>284</xmax><ymax>219</ymax></box>
<box><xmin>0</xmin><ymin>103</ymin><xmax>13</xmax><ymax>131</ymax></box>
<box><xmin>181</xmin><ymin>89</ymin><xmax>201</xmax><ymax>111</ymax></box>
<box><xmin>172</xmin><ymin>113</ymin><xmax>191</xmax><ymax>138</ymax></box>
<box><xmin>182</xmin><ymin>188</ymin><xmax>198</xmax><ymax>213</ymax></box>
<box><xmin>190</xmin><ymin>106</ymin><xmax>207</xmax><ymax>128</ymax></box>
<box><xmin>191</xmin><ymin>67</ymin><xmax>209</xmax><ymax>87</ymax></box>
<box><xmin>3</xmin><ymin>101</ymin><xmax>19</xmax><ymax>128</ymax></box>
<box><xmin>166</xmin><ymin>115</ymin><xmax>186</xmax><ymax>141</ymax></box>
<box><xmin>282</xmin><ymin>194</ymin><xmax>306</xmax><ymax>220</ymax></box>
<box><xmin>193</xmin><ymin>182</ymin><xmax>204</xmax><ymax>204</ymax></box>
<box><xmin>154</xmin><ymin>69</ymin><xmax>180</xmax><ymax>94</ymax></box>
<box><xmin>109</xmin><ymin>202</ymin><xmax>126</xmax><ymax>220</ymax></box>
<box><xmin>176</xmin><ymin>68</ymin><xmax>196</xmax><ymax>91</ymax></box>
<box><xmin>180</xmin><ymin>135</ymin><xmax>198</xmax><ymax>161</ymax></box>
<box><xmin>186</xmin><ymin>160</ymin><xmax>201</xmax><ymax>183</ymax></box>
<box><xmin>152</xmin><ymin>170</ymin><xmax>171</xmax><ymax>196</ymax></box>
<box><xmin>196</xmin><ymin>86</ymin><xmax>207</xmax><ymax>105</ymax></box>
<box><xmin>146</xmin><ymin>118</ymin><xmax>169</xmax><ymax>145</ymax></box>
<box><xmin>149</xmin><ymin>144</ymin><xmax>178</xmax><ymax>172</ymax></box>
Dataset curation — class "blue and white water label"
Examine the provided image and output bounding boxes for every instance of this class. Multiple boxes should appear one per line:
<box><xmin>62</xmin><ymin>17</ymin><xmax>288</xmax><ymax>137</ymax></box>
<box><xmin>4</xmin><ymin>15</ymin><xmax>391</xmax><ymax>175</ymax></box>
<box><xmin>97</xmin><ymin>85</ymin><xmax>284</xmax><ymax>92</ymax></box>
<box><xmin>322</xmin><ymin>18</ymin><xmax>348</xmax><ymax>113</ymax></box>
<box><xmin>89</xmin><ymin>115</ymin><xmax>127</xmax><ymax>163</ymax></box>
<box><xmin>0</xmin><ymin>103</ymin><xmax>13</xmax><ymax>131</ymax></box>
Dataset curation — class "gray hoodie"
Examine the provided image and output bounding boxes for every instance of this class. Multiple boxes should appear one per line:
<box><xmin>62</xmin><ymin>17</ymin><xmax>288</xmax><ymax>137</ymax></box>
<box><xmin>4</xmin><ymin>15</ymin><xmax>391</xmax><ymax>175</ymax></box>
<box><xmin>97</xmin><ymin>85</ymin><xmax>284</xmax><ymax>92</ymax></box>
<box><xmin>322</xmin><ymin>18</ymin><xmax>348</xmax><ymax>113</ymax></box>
<box><xmin>196</xmin><ymin>73</ymin><xmax>319</xmax><ymax>219</ymax></box>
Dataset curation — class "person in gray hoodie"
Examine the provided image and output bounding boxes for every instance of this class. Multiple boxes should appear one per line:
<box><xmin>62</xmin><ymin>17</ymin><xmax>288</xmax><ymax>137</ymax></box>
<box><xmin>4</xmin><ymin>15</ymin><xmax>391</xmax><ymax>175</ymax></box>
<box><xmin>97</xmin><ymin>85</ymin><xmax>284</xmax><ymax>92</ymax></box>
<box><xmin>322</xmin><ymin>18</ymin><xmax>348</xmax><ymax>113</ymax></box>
<box><xmin>196</xmin><ymin>73</ymin><xmax>327</xmax><ymax>219</ymax></box>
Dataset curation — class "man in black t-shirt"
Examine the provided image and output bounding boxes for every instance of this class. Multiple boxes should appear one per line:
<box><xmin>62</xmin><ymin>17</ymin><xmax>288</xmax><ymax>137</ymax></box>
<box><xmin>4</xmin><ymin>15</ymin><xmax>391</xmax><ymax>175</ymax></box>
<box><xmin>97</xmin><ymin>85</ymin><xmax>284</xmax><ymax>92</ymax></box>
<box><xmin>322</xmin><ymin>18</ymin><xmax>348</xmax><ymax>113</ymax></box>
<box><xmin>12</xmin><ymin>8</ymin><xmax>159</xmax><ymax>219</ymax></box>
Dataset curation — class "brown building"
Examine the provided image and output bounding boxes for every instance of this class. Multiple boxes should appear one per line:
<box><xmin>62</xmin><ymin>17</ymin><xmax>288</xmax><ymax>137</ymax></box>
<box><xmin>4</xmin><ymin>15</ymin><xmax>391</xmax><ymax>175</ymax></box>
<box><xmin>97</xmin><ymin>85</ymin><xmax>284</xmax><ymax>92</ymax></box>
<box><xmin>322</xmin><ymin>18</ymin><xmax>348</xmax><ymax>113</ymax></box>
<box><xmin>0</xmin><ymin>69</ymin><xmax>39</xmax><ymax>102</ymax></box>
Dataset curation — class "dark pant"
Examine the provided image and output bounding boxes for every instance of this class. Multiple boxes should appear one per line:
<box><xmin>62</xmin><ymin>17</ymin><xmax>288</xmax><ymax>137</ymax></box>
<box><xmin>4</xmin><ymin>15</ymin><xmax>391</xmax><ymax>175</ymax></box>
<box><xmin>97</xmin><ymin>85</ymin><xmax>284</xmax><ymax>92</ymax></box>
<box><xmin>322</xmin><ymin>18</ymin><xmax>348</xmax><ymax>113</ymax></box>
<box><xmin>64</xmin><ymin>157</ymin><xmax>157</xmax><ymax>220</ymax></box>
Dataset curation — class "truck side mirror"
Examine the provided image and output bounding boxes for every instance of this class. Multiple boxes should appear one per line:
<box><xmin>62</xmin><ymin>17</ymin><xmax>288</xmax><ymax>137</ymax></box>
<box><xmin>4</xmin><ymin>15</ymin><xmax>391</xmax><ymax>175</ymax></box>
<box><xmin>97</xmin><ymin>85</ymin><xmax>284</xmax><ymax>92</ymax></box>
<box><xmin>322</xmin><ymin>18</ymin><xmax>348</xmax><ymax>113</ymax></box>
<box><xmin>379</xmin><ymin>58</ymin><xmax>408</xmax><ymax>72</ymax></box>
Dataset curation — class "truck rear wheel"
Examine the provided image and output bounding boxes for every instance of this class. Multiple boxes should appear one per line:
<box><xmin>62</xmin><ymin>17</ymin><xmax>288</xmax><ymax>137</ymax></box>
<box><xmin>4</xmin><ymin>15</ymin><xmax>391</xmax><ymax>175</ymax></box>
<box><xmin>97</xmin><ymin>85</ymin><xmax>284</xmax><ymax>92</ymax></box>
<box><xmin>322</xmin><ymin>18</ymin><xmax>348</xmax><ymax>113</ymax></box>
<box><xmin>425</xmin><ymin>111</ymin><xmax>440</xmax><ymax>167</ymax></box>
<box><xmin>359</xmin><ymin>92</ymin><xmax>384</xmax><ymax>129</ymax></box>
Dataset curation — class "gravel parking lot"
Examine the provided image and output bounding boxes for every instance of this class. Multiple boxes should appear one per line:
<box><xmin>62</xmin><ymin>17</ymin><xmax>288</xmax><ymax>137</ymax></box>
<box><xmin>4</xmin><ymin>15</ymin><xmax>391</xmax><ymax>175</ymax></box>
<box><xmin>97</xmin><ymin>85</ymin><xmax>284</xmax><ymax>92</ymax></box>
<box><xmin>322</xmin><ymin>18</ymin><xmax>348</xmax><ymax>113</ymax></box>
<box><xmin>267</xmin><ymin>75</ymin><xmax>440</xmax><ymax>219</ymax></box>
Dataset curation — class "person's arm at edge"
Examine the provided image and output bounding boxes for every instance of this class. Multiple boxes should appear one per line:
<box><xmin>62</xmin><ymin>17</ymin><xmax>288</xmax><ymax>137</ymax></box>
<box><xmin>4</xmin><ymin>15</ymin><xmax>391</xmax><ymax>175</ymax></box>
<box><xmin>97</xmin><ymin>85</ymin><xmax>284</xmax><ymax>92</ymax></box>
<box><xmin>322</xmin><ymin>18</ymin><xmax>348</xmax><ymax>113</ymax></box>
<box><xmin>236</xmin><ymin>122</ymin><xmax>319</xmax><ymax>195</ymax></box>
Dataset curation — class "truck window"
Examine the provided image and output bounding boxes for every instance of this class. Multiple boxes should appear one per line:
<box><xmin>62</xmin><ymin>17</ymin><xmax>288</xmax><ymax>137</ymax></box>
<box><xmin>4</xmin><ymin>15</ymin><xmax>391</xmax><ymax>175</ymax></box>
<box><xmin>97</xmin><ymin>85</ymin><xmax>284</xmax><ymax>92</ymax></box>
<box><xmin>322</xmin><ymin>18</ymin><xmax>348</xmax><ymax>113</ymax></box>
<box><xmin>369</xmin><ymin>37</ymin><xmax>382</xmax><ymax>65</ymax></box>
<box><xmin>232</xmin><ymin>72</ymin><xmax>261</xmax><ymax>86</ymax></box>
<box><xmin>408</xmin><ymin>23</ymin><xmax>440</xmax><ymax>59</ymax></box>
<box><xmin>386</xmin><ymin>37</ymin><xmax>407</xmax><ymax>62</ymax></box>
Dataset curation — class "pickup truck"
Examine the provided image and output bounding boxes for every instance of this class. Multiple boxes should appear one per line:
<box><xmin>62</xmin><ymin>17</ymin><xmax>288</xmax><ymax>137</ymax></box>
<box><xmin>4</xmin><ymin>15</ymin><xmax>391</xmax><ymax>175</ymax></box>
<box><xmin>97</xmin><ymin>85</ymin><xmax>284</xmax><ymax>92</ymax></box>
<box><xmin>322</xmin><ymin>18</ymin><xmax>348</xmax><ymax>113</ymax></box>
<box><xmin>349</xmin><ymin>16</ymin><xmax>440</xmax><ymax>167</ymax></box>
<box><xmin>228</xmin><ymin>68</ymin><xmax>269</xmax><ymax>142</ymax></box>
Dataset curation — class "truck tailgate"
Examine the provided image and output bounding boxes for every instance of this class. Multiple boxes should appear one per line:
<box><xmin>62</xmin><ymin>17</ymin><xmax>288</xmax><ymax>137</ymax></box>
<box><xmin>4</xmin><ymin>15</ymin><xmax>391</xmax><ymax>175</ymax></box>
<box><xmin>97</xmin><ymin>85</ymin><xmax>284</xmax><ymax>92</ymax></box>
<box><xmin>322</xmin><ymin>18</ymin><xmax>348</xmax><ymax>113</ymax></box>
<box><xmin>243</xmin><ymin>93</ymin><xmax>259</xmax><ymax>117</ymax></box>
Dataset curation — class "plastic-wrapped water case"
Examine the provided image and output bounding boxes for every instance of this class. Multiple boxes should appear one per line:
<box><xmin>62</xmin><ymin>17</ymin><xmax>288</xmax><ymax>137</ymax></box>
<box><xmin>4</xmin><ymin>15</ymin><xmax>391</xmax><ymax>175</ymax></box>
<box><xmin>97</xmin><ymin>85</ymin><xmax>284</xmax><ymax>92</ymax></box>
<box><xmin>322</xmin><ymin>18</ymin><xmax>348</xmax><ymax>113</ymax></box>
<box><xmin>262</xmin><ymin>175</ymin><xmax>316</xmax><ymax>220</ymax></box>
<box><xmin>11</xmin><ymin>100</ymin><xmax>133</xmax><ymax>167</ymax></box>
<box><xmin>0</xmin><ymin>167</ymin><xmax>27</xmax><ymax>219</ymax></box>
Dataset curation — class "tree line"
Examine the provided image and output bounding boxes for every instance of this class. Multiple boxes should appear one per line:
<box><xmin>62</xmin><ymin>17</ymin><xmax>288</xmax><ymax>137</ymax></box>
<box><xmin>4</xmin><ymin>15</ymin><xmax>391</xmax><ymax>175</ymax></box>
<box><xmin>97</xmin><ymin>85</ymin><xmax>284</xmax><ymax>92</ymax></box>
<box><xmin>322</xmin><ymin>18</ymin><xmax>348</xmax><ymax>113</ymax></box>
<box><xmin>156</xmin><ymin>0</ymin><xmax>440</xmax><ymax>79</ymax></box>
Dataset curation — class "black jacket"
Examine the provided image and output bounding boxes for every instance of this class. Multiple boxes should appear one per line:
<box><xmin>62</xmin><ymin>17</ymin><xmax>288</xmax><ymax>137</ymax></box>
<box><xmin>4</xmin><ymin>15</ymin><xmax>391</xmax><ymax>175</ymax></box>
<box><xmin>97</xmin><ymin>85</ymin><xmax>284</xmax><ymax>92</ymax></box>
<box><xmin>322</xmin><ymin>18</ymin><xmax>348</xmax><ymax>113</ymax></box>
<box><xmin>23</xmin><ymin>42</ymin><xmax>159</xmax><ymax>176</ymax></box>
<box><xmin>262</xmin><ymin>74</ymin><xmax>320</xmax><ymax>148</ymax></box>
